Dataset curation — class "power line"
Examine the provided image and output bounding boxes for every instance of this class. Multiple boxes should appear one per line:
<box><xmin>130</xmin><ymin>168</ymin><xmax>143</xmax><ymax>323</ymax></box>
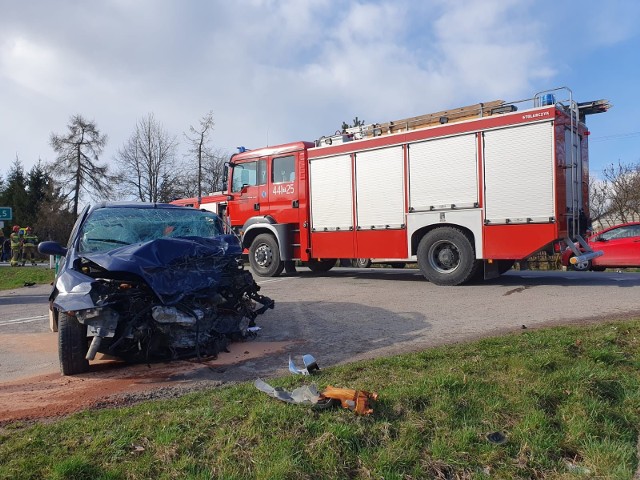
<box><xmin>590</xmin><ymin>131</ymin><xmax>640</xmax><ymax>142</ymax></box>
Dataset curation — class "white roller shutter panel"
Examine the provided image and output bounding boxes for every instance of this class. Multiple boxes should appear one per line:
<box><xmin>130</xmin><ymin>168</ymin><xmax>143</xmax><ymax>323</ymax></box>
<box><xmin>355</xmin><ymin>146</ymin><xmax>405</xmax><ymax>228</ymax></box>
<box><xmin>309</xmin><ymin>154</ymin><xmax>353</xmax><ymax>231</ymax></box>
<box><xmin>409</xmin><ymin>134</ymin><xmax>478</xmax><ymax>211</ymax></box>
<box><xmin>484</xmin><ymin>122</ymin><xmax>555</xmax><ymax>223</ymax></box>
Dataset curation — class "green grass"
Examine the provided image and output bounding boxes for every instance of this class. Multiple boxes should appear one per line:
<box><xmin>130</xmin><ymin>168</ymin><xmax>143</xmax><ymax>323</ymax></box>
<box><xmin>1</xmin><ymin>320</ymin><xmax>640</xmax><ymax>479</ymax></box>
<box><xmin>0</xmin><ymin>266</ymin><xmax>55</xmax><ymax>290</ymax></box>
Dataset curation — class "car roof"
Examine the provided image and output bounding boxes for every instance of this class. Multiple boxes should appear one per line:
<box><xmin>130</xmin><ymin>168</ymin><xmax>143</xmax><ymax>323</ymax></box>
<box><xmin>91</xmin><ymin>202</ymin><xmax>187</xmax><ymax>209</ymax></box>
<box><xmin>85</xmin><ymin>202</ymin><xmax>205</xmax><ymax>214</ymax></box>
<box><xmin>593</xmin><ymin>221</ymin><xmax>640</xmax><ymax>235</ymax></box>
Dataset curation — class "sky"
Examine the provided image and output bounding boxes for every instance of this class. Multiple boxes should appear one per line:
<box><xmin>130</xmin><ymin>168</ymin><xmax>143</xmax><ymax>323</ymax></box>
<box><xmin>1</xmin><ymin>0</ymin><xmax>639</xmax><ymax>183</ymax></box>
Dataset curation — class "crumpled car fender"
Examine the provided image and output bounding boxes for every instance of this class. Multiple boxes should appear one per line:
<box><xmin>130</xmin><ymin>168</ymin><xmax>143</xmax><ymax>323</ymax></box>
<box><xmin>53</xmin><ymin>268</ymin><xmax>100</xmax><ymax>312</ymax></box>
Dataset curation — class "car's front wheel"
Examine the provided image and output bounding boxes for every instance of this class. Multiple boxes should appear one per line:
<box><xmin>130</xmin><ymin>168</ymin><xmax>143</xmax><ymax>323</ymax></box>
<box><xmin>354</xmin><ymin>258</ymin><xmax>372</xmax><ymax>268</ymax></box>
<box><xmin>58</xmin><ymin>312</ymin><xmax>89</xmax><ymax>375</ymax></box>
<box><xmin>569</xmin><ymin>256</ymin><xmax>591</xmax><ymax>271</ymax></box>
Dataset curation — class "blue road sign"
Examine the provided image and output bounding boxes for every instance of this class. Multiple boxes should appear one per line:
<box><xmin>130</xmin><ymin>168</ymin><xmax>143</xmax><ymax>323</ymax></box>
<box><xmin>0</xmin><ymin>207</ymin><xmax>12</xmax><ymax>221</ymax></box>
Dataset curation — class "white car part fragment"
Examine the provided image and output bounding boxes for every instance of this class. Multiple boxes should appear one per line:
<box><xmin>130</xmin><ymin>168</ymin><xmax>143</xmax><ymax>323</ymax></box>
<box><xmin>288</xmin><ymin>354</ymin><xmax>320</xmax><ymax>375</ymax></box>
<box><xmin>254</xmin><ymin>378</ymin><xmax>322</xmax><ymax>405</ymax></box>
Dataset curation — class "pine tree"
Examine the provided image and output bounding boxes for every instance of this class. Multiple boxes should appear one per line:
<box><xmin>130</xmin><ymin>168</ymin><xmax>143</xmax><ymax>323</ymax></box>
<box><xmin>49</xmin><ymin>114</ymin><xmax>111</xmax><ymax>217</ymax></box>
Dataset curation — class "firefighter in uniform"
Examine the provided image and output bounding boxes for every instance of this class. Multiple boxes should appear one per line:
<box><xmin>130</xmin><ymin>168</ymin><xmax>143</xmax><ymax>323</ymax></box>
<box><xmin>10</xmin><ymin>225</ymin><xmax>23</xmax><ymax>267</ymax></box>
<box><xmin>22</xmin><ymin>227</ymin><xmax>38</xmax><ymax>266</ymax></box>
<box><xmin>1</xmin><ymin>234</ymin><xmax>9</xmax><ymax>262</ymax></box>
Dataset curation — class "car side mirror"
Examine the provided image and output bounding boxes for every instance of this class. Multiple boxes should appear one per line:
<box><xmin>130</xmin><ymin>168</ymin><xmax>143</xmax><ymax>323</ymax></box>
<box><xmin>38</xmin><ymin>241</ymin><xmax>68</xmax><ymax>257</ymax></box>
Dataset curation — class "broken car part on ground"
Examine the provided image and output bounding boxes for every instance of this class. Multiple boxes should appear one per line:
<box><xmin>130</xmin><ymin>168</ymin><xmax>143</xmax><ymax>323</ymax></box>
<box><xmin>288</xmin><ymin>354</ymin><xmax>320</xmax><ymax>375</ymax></box>
<box><xmin>39</xmin><ymin>202</ymin><xmax>274</xmax><ymax>376</ymax></box>
<box><xmin>257</xmin><ymin>356</ymin><xmax>378</xmax><ymax>415</ymax></box>
<box><xmin>255</xmin><ymin>378</ymin><xmax>378</xmax><ymax>415</ymax></box>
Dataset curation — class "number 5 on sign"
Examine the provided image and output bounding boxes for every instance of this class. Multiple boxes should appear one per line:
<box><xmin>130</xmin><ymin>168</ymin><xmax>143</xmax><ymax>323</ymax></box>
<box><xmin>0</xmin><ymin>207</ymin><xmax>12</xmax><ymax>220</ymax></box>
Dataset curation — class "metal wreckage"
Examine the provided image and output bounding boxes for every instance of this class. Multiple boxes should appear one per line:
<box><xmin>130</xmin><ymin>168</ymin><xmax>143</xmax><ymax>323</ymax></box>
<box><xmin>255</xmin><ymin>355</ymin><xmax>379</xmax><ymax>415</ymax></box>
<box><xmin>52</xmin><ymin>235</ymin><xmax>274</xmax><ymax>374</ymax></box>
<box><xmin>42</xmin><ymin>204</ymin><xmax>274</xmax><ymax>375</ymax></box>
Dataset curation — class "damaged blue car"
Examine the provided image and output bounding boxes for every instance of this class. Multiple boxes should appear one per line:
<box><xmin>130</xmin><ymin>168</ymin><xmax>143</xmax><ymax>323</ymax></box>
<box><xmin>38</xmin><ymin>202</ymin><xmax>274</xmax><ymax>375</ymax></box>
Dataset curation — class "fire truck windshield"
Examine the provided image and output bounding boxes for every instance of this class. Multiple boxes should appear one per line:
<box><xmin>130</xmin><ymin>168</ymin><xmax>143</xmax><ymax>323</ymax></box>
<box><xmin>231</xmin><ymin>160</ymin><xmax>267</xmax><ymax>192</ymax></box>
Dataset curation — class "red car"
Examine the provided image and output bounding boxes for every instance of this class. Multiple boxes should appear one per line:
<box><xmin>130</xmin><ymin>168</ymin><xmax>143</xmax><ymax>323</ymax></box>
<box><xmin>562</xmin><ymin>222</ymin><xmax>640</xmax><ymax>271</ymax></box>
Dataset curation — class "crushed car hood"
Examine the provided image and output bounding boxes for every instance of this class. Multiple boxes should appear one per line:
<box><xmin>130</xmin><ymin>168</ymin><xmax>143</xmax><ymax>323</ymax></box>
<box><xmin>86</xmin><ymin>235</ymin><xmax>243</xmax><ymax>304</ymax></box>
<box><xmin>55</xmin><ymin>235</ymin><xmax>244</xmax><ymax>310</ymax></box>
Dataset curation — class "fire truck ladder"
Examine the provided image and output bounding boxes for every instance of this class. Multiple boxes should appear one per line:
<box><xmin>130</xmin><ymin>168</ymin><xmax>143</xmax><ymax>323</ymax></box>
<box><xmin>535</xmin><ymin>87</ymin><xmax>602</xmax><ymax>267</ymax></box>
<box><xmin>374</xmin><ymin>99</ymin><xmax>506</xmax><ymax>135</ymax></box>
<box><xmin>316</xmin><ymin>99</ymin><xmax>507</xmax><ymax>146</ymax></box>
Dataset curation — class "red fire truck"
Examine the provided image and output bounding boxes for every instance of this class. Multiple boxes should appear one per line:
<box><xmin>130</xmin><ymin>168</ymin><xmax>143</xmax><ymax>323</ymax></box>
<box><xmin>174</xmin><ymin>87</ymin><xmax>609</xmax><ymax>285</ymax></box>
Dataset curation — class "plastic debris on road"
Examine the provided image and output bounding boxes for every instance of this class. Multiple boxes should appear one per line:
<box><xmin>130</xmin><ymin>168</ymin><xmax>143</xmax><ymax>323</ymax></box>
<box><xmin>254</xmin><ymin>379</ymin><xmax>378</xmax><ymax>415</ymax></box>
<box><xmin>320</xmin><ymin>386</ymin><xmax>378</xmax><ymax>415</ymax></box>
<box><xmin>288</xmin><ymin>354</ymin><xmax>320</xmax><ymax>375</ymax></box>
<box><xmin>254</xmin><ymin>379</ymin><xmax>323</xmax><ymax>405</ymax></box>
<box><xmin>255</xmin><ymin>354</ymin><xmax>378</xmax><ymax>415</ymax></box>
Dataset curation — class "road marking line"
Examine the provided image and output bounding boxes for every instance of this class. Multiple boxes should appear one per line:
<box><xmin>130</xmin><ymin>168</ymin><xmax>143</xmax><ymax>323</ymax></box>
<box><xmin>256</xmin><ymin>277</ymin><xmax>294</xmax><ymax>285</ymax></box>
<box><xmin>0</xmin><ymin>315</ymin><xmax>47</xmax><ymax>326</ymax></box>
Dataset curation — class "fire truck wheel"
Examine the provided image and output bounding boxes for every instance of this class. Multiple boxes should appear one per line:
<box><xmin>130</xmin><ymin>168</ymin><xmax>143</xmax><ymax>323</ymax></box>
<box><xmin>249</xmin><ymin>234</ymin><xmax>284</xmax><ymax>277</ymax></box>
<box><xmin>58</xmin><ymin>312</ymin><xmax>90</xmax><ymax>375</ymax></box>
<box><xmin>307</xmin><ymin>258</ymin><xmax>337</xmax><ymax>273</ymax></box>
<box><xmin>354</xmin><ymin>258</ymin><xmax>372</xmax><ymax>268</ymax></box>
<box><xmin>417</xmin><ymin>227</ymin><xmax>479</xmax><ymax>286</ymax></box>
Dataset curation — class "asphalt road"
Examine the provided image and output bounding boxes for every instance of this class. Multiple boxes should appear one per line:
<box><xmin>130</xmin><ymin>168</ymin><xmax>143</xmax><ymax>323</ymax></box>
<box><xmin>1</xmin><ymin>267</ymin><xmax>639</xmax><ymax>383</ymax></box>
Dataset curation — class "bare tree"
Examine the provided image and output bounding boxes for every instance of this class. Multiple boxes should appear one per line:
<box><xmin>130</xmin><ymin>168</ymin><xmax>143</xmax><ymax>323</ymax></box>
<box><xmin>184</xmin><ymin>111</ymin><xmax>215</xmax><ymax>201</ymax></box>
<box><xmin>202</xmin><ymin>147</ymin><xmax>229</xmax><ymax>194</ymax></box>
<box><xmin>588</xmin><ymin>176</ymin><xmax>610</xmax><ymax>227</ymax></box>
<box><xmin>600</xmin><ymin>161</ymin><xmax>640</xmax><ymax>226</ymax></box>
<box><xmin>172</xmin><ymin>170</ymin><xmax>199</xmax><ymax>199</ymax></box>
<box><xmin>171</xmin><ymin>147</ymin><xmax>229</xmax><ymax>200</ymax></box>
<box><xmin>116</xmin><ymin>113</ymin><xmax>178</xmax><ymax>202</ymax></box>
<box><xmin>49</xmin><ymin>114</ymin><xmax>110</xmax><ymax>217</ymax></box>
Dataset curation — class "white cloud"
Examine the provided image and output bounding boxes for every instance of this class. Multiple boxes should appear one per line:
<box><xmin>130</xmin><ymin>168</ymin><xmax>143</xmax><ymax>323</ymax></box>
<box><xmin>0</xmin><ymin>37</ymin><xmax>63</xmax><ymax>97</ymax></box>
<box><xmin>431</xmin><ymin>0</ymin><xmax>554</xmax><ymax>98</ymax></box>
<box><xmin>0</xmin><ymin>0</ymin><xmax>637</xmax><ymax>180</ymax></box>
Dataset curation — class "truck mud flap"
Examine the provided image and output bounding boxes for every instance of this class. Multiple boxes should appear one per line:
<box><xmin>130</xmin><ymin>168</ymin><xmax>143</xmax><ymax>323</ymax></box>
<box><xmin>483</xmin><ymin>260</ymin><xmax>500</xmax><ymax>281</ymax></box>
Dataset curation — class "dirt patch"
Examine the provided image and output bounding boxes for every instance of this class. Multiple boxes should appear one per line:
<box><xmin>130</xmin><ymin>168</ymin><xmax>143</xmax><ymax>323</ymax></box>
<box><xmin>1</xmin><ymin>332</ymin><xmax>56</xmax><ymax>355</ymax></box>
<box><xmin>0</xmin><ymin>340</ymin><xmax>292</xmax><ymax>425</ymax></box>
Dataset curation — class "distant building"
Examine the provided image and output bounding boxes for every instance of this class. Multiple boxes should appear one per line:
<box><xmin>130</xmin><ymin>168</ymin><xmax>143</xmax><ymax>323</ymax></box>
<box><xmin>592</xmin><ymin>213</ymin><xmax>640</xmax><ymax>232</ymax></box>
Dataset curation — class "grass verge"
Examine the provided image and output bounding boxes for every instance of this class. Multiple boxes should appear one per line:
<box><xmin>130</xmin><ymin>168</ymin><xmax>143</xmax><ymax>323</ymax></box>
<box><xmin>1</xmin><ymin>320</ymin><xmax>639</xmax><ymax>479</ymax></box>
<box><xmin>0</xmin><ymin>266</ymin><xmax>54</xmax><ymax>290</ymax></box>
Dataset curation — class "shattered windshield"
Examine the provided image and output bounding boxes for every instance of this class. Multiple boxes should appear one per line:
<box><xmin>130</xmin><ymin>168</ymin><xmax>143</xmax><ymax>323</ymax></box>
<box><xmin>78</xmin><ymin>206</ymin><xmax>223</xmax><ymax>253</ymax></box>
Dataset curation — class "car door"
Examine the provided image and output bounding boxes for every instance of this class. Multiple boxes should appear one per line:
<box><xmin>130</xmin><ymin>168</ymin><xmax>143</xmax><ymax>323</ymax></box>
<box><xmin>593</xmin><ymin>224</ymin><xmax>640</xmax><ymax>267</ymax></box>
<box><xmin>228</xmin><ymin>158</ymin><xmax>267</xmax><ymax>228</ymax></box>
<box><xmin>617</xmin><ymin>224</ymin><xmax>640</xmax><ymax>266</ymax></box>
<box><xmin>266</xmin><ymin>154</ymin><xmax>299</xmax><ymax>225</ymax></box>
